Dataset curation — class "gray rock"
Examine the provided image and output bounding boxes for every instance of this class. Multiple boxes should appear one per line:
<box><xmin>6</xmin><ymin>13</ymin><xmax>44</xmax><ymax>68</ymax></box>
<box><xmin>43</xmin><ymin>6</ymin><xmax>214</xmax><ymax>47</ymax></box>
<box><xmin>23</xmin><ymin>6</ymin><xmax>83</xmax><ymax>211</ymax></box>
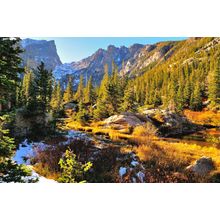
<box><xmin>103</xmin><ymin>112</ymin><xmax>145</xmax><ymax>129</ymax></box>
<box><xmin>186</xmin><ymin>156</ymin><xmax>215</xmax><ymax>176</ymax></box>
<box><xmin>14</xmin><ymin>109</ymin><xmax>53</xmax><ymax>137</ymax></box>
<box><xmin>141</xmin><ymin>109</ymin><xmax>202</xmax><ymax>137</ymax></box>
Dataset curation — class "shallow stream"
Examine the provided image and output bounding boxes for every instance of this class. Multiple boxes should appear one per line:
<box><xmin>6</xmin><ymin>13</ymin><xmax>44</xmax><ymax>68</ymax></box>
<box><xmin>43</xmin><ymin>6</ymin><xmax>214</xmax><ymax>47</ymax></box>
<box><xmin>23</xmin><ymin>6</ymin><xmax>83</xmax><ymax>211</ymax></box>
<box><xmin>164</xmin><ymin>128</ymin><xmax>220</xmax><ymax>148</ymax></box>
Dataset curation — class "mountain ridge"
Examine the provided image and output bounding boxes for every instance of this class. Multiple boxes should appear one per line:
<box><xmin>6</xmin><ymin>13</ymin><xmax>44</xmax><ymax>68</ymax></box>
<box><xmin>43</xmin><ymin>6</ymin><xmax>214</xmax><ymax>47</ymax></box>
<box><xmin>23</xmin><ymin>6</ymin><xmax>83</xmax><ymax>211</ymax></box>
<box><xmin>22</xmin><ymin>38</ymin><xmax>220</xmax><ymax>89</ymax></box>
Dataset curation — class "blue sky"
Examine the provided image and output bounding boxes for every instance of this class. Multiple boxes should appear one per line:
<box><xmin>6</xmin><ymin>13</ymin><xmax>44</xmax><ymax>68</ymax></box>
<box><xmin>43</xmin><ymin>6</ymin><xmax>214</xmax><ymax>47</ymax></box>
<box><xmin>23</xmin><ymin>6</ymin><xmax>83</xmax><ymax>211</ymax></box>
<box><xmin>33</xmin><ymin>37</ymin><xmax>187</xmax><ymax>63</ymax></box>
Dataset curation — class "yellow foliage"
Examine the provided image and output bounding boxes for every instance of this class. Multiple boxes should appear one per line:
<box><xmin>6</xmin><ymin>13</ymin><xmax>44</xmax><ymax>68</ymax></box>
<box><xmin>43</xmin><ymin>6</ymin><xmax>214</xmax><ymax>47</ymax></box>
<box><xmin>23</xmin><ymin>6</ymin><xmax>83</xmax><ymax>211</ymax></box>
<box><xmin>64</xmin><ymin>118</ymin><xmax>220</xmax><ymax>174</ymax></box>
<box><xmin>184</xmin><ymin>109</ymin><xmax>220</xmax><ymax>126</ymax></box>
<box><xmin>109</xmin><ymin>130</ymin><xmax>120</xmax><ymax>141</ymax></box>
<box><xmin>154</xmin><ymin>140</ymin><xmax>220</xmax><ymax>172</ymax></box>
<box><xmin>133</xmin><ymin>123</ymin><xmax>157</xmax><ymax>137</ymax></box>
<box><xmin>131</xmin><ymin>123</ymin><xmax>158</xmax><ymax>145</ymax></box>
<box><xmin>134</xmin><ymin>145</ymin><xmax>153</xmax><ymax>161</ymax></box>
<box><xmin>33</xmin><ymin>163</ymin><xmax>60</xmax><ymax>180</ymax></box>
<box><xmin>153</xmin><ymin>112</ymin><xmax>165</xmax><ymax>123</ymax></box>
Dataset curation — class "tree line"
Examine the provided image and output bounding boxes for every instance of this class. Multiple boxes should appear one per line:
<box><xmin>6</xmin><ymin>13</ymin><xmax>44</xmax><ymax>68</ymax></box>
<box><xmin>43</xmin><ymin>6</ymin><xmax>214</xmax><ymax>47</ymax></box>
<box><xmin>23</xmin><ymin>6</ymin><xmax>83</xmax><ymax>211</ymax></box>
<box><xmin>17</xmin><ymin>48</ymin><xmax>220</xmax><ymax>127</ymax></box>
<box><xmin>131</xmin><ymin>40</ymin><xmax>220</xmax><ymax>112</ymax></box>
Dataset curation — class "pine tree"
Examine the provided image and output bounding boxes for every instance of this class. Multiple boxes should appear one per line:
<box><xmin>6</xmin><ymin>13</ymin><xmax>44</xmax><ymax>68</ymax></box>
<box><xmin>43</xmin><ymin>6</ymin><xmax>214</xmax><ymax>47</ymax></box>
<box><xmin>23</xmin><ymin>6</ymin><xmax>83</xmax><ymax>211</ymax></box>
<box><xmin>0</xmin><ymin>115</ymin><xmax>34</xmax><ymax>183</ymax></box>
<box><xmin>109</xmin><ymin>61</ymin><xmax>121</xmax><ymax>112</ymax></box>
<box><xmin>0</xmin><ymin>38</ymin><xmax>33</xmax><ymax>182</ymax></box>
<box><xmin>145</xmin><ymin>82</ymin><xmax>151</xmax><ymax>105</ymax></box>
<box><xmin>208</xmin><ymin>59</ymin><xmax>220</xmax><ymax>108</ymax></box>
<box><xmin>176</xmin><ymin>85</ymin><xmax>184</xmax><ymax>112</ymax></box>
<box><xmin>176</xmin><ymin>77</ymin><xmax>185</xmax><ymax>112</ymax></box>
<box><xmin>56</xmin><ymin>81</ymin><xmax>63</xmax><ymax>110</ymax></box>
<box><xmin>21</xmin><ymin>67</ymin><xmax>36</xmax><ymax>108</ymax></box>
<box><xmin>190</xmin><ymin>81</ymin><xmax>203</xmax><ymax>111</ymax></box>
<box><xmin>120</xmin><ymin>81</ymin><xmax>136</xmax><ymax>112</ymax></box>
<box><xmin>76</xmin><ymin>101</ymin><xmax>89</xmax><ymax>124</ymax></box>
<box><xmin>167</xmin><ymin>77</ymin><xmax>177</xmax><ymax>111</ymax></box>
<box><xmin>58</xmin><ymin>148</ymin><xmax>92</xmax><ymax>183</ymax></box>
<box><xmin>63</xmin><ymin>76</ymin><xmax>73</xmax><ymax>104</ymax></box>
<box><xmin>153</xmin><ymin>89</ymin><xmax>161</xmax><ymax>106</ymax></box>
<box><xmin>111</xmin><ymin>61</ymin><xmax>119</xmax><ymax>84</ymax></box>
<box><xmin>50</xmin><ymin>81</ymin><xmax>62</xmax><ymax>112</ymax></box>
<box><xmin>94</xmin><ymin>61</ymin><xmax>122</xmax><ymax>118</ymax></box>
<box><xmin>0</xmin><ymin>37</ymin><xmax>24</xmax><ymax>111</ymax></box>
<box><xmin>84</xmin><ymin>75</ymin><xmax>95</xmax><ymax>104</ymax></box>
<box><xmin>94</xmin><ymin>98</ymin><xmax>109</xmax><ymax>120</ymax></box>
<box><xmin>183</xmin><ymin>75</ymin><xmax>191</xmax><ymax>107</ymax></box>
<box><xmin>94</xmin><ymin>66</ymin><xmax>111</xmax><ymax>120</ymax></box>
<box><xmin>98</xmin><ymin>65</ymin><xmax>109</xmax><ymax>99</ymax></box>
<box><xmin>34</xmin><ymin>62</ymin><xmax>53</xmax><ymax>113</ymax></box>
<box><xmin>50</xmin><ymin>81</ymin><xmax>58</xmax><ymax>109</ymax></box>
<box><xmin>0</xmin><ymin>115</ymin><xmax>16</xmax><ymax>159</ymax></box>
<box><xmin>16</xmin><ymin>83</ymin><xmax>22</xmax><ymax>108</ymax></box>
<box><xmin>74</xmin><ymin>75</ymin><xmax>84</xmax><ymax>102</ymax></box>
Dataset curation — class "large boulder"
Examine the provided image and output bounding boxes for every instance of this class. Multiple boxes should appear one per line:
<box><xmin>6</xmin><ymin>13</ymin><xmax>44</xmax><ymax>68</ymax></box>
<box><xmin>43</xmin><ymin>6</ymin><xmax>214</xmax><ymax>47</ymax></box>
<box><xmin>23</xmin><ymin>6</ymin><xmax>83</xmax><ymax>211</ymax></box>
<box><xmin>160</xmin><ymin>111</ymin><xmax>197</xmax><ymax>136</ymax></box>
<box><xmin>103</xmin><ymin>109</ymin><xmax>202</xmax><ymax>137</ymax></box>
<box><xmin>142</xmin><ymin>109</ymin><xmax>202</xmax><ymax>137</ymax></box>
<box><xmin>14</xmin><ymin>108</ymin><xmax>53</xmax><ymax>137</ymax></box>
<box><xmin>186</xmin><ymin>156</ymin><xmax>215</xmax><ymax>176</ymax></box>
<box><xmin>103</xmin><ymin>113</ymin><xmax>145</xmax><ymax>130</ymax></box>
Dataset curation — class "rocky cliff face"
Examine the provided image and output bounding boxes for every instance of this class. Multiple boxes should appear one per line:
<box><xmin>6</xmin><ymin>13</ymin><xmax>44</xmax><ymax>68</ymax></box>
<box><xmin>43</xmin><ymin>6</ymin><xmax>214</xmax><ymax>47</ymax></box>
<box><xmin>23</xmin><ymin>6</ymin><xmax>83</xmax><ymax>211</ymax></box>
<box><xmin>21</xmin><ymin>38</ymin><xmax>62</xmax><ymax>71</ymax></box>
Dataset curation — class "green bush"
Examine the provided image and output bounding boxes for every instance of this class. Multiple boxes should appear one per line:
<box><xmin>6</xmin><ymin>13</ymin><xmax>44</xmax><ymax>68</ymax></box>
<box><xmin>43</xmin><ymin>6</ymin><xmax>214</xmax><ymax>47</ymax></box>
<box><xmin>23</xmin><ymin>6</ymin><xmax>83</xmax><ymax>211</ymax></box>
<box><xmin>58</xmin><ymin>148</ymin><xmax>92</xmax><ymax>183</ymax></box>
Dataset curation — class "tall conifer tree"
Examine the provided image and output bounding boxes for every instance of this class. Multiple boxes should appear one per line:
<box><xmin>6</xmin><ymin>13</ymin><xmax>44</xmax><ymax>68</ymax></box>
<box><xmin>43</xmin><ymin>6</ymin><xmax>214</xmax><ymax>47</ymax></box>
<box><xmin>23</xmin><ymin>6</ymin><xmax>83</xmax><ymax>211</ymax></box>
<box><xmin>120</xmin><ymin>81</ymin><xmax>136</xmax><ymax>112</ymax></box>
<box><xmin>74</xmin><ymin>75</ymin><xmax>84</xmax><ymax>102</ymax></box>
<box><xmin>63</xmin><ymin>76</ymin><xmax>73</xmax><ymax>104</ymax></box>
<box><xmin>34</xmin><ymin>62</ymin><xmax>53</xmax><ymax>113</ymax></box>
<box><xmin>208</xmin><ymin>59</ymin><xmax>220</xmax><ymax>108</ymax></box>
<box><xmin>84</xmin><ymin>75</ymin><xmax>95</xmax><ymax>104</ymax></box>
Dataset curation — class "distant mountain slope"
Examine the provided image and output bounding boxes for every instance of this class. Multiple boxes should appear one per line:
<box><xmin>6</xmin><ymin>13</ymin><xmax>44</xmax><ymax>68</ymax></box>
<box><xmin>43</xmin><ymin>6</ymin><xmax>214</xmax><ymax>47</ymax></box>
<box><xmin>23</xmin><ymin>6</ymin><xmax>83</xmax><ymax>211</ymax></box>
<box><xmin>140</xmin><ymin>37</ymin><xmax>219</xmax><ymax>77</ymax></box>
<box><xmin>55</xmin><ymin>44</ymin><xmax>144</xmax><ymax>86</ymax></box>
<box><xmin>21</xmin><ymin>38</ymin><xmax>62</xmax><ymax>71</ymax></box>
<box><xmin>55</xmin><ymin>41</ymin><xmax>179</xmax><ymax>86</ymax></box>
<box><xmin>119</xmin><ymin>41</ymin><xmax>178</xmax><ymax>77</ymax></box>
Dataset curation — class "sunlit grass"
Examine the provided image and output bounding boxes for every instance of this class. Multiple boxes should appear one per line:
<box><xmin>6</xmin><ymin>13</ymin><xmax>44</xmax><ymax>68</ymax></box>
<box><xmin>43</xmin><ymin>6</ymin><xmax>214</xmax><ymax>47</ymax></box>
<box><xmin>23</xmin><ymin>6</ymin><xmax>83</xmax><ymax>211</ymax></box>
<box><xmin>64</xmin><ymin>117</ymin><xmax>220</xmax><ymax>175</ymax></box>
<box><xmin>66</xmin><ymin>120</ymin><xmax>132</xmax><ymax>141</ymax></box>
<box><xmin>154</xmin><ymin>140</ymin><xmax>220</xmax><ymax>172</ymax></box>
<box><xmin>33</xmin><ymin>163</ymin><xmax>60</xmax><ymax>180</ymax></box>
<box><xmin>184</xmin><ymin>109</ymin><xmax>220</xmax><ymax>126</ymax></box>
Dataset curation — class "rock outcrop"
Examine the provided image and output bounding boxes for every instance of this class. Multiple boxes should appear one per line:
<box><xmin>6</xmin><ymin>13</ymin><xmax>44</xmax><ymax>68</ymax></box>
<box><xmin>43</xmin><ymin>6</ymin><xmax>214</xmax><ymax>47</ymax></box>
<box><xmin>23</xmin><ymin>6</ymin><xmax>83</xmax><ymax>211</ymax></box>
<box><xmin>186</xmin><ymin>157</ymin><xmax>215</xmax><ymax>176</ymax></box>
<box><xmin>103</xmin><ymin>112</ymin><xmax>145</xmax><ymax>130</ymax></box>
<box><xmin>14</xmin><ymin>109</ymin><xmax>53</xmax><ymax>137</ymax></box>
<box><xmin>142</xmin><ymin>109</ymin><xmax>202</xmax><ymax>137</ymax></box>
<box><xmin>102</xmin><ymin>110</ymin><xmax>202</xmax><ymax>137</ymax></box>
